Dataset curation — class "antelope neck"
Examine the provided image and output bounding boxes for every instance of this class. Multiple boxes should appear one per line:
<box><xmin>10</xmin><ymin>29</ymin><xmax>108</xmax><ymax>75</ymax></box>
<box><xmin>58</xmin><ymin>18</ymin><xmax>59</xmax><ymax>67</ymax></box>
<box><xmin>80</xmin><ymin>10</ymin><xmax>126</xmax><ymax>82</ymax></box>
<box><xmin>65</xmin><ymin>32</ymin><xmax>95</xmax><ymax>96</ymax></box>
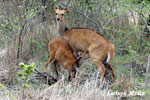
<box><xmin>57</xmin><ymin>21</ymin><xmax>68</xmax><ymax>36</ymax></box>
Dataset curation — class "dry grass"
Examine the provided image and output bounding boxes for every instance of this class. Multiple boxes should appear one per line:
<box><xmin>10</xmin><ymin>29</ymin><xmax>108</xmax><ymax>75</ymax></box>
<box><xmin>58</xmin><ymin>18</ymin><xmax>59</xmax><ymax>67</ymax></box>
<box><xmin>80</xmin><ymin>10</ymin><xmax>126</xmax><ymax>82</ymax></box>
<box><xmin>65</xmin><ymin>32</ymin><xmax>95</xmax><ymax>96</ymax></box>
<box><xmin>0</xmin><ymin>76</ymin><xmax>116</xmax><ymax>100</ymax></box>
<box><xmin>0</xmin><ymin>0</ymin><xmax>150</xmax><ymax>100</ymax></box>
<box><xmin>1</xmin><ymin>72</ymin><xmax>147</xmax><ymax>100</ymax></box>
<box><xmin>0</xmin><ymin>53</ymin><xmax>115</xmax><ymax>100</ymax></box>
<box><xmin>0</xmin><ymin>57</ymin><xmax>147</xmax><ymax>100</ymax></box>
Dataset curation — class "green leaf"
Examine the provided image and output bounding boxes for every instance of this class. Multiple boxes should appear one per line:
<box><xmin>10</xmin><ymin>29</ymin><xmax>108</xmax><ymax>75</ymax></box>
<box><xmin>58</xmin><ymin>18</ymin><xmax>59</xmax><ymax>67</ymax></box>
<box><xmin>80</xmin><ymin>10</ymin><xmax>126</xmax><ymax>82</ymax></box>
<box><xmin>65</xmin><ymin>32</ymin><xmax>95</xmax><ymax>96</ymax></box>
<box><xmin>17</xmin><ymin>72</ymin><xmax>23</xmax><ymax>77</ymax></box>
<box><xmin>0</xmin><ymin>83</ymin><xmax>6</xmax><ymax>89</ymax></box>
<box><xmin>19</xmin><ymin>62</ymin><xmax>25</xmax><ymax>68</ymax></box>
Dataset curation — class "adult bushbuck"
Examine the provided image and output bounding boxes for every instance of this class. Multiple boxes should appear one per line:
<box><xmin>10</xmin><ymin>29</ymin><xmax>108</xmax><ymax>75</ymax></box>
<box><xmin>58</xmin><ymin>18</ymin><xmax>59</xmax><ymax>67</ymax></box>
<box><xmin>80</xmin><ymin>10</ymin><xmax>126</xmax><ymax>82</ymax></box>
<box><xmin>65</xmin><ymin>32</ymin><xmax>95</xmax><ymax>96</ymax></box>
<box><xmin>44</xmin><ymin>37</ymin><xmax>78</xmax><ymax>82</ymax></box>
<box><xmin>54</xmin><ymin>5</ymin><xmax>115</xmax><ymax>86</ymax></box>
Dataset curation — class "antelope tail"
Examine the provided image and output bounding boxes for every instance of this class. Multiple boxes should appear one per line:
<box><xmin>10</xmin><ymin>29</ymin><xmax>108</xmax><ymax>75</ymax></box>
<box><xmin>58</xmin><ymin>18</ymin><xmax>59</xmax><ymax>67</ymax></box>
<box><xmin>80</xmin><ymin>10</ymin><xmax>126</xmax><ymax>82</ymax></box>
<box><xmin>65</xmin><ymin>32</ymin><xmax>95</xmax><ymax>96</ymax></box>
<box><xmin>106</xmin><ymin>47</ymin><xmax>111</xmax><ymax>64</ymax></box>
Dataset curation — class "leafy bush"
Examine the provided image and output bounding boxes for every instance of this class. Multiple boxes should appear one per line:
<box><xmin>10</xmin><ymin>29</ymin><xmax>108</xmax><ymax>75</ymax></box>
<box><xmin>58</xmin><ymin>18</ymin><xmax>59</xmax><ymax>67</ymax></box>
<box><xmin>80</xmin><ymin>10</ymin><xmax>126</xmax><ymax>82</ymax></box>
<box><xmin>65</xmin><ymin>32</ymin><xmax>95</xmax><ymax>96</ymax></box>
<box><xmin>18</xmin><ymin>62</ymin><xmax>36</xmax><ymax>82</ymax></box>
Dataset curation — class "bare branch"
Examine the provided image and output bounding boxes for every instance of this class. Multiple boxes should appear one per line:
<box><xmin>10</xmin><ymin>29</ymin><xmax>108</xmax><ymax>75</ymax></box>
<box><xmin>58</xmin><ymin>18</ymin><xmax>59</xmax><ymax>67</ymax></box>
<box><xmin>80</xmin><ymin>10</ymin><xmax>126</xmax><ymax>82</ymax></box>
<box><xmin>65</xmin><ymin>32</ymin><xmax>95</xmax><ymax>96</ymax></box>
<box><xmin>61</xmin><ymin>2</ymin><xmax>103</xmax><ymax>34</ymax></box>
<box><xmin>144</xmin><ymin>54</ymin><xmax>150</xmax><ymax>89</ymax></box>
<box><xmin>135</xmin><ymin>10</ymin><xmax>150</xmax><ymax>33</ymax></box>
<box><xmin>17</xmin><ymin>21</ymin><xmax>27</xmax><ymax>61</ymax></box>
<box><xmin>66</xmin><ymin>0</ymin><xmax>72</xmax><ymax>9</ymax></box>
<box><xmin>34</xmin><ymin>69</ymin><xmax>57</xmax><ymax>85</ymax></box>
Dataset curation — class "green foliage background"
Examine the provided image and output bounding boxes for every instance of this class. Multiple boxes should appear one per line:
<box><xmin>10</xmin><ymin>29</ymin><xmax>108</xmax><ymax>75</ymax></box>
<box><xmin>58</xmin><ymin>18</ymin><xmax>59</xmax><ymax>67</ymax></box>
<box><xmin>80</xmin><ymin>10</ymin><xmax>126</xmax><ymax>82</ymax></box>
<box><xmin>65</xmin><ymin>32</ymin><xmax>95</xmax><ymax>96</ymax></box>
<box><xmin>0</xmin><ymin>0</ymin><xmax>150</xmax><ymax>99</ymax></box>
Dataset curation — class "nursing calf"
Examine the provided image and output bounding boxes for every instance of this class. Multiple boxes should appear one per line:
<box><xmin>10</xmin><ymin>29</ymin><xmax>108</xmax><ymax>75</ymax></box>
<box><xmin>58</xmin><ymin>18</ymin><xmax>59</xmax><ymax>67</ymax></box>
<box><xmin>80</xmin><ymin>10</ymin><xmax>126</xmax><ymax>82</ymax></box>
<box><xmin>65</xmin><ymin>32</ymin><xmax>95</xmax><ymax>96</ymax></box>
<box><xmin>44</xmin><ymin>37</ymin><xmax>78</xmax><ymax>81</ymax></box>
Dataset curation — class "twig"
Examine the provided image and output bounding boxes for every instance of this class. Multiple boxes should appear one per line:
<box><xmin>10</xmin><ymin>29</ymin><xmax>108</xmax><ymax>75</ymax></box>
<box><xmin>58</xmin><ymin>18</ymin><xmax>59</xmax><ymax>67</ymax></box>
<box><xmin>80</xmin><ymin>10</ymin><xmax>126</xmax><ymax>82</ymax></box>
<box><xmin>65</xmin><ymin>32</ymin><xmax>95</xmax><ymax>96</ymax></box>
<box><xmin>135</xmin><ymin>10</ymin><xmax>150</xmax><ymax>32</ymax></box>
<box><xmin>135</xmin><ymin>9</ymin><xmax>150</xmax><ymax>52</ymax></box>
<box><xmin>61</xmin><ymin>2</ymin><xmax>103</xmax><ymax>34</ymax></box>
<box><xmin>144</xmin><ymin>54</ymin><xmax>150</xmax><ymax>89</ymax></box>
<box><xmin>17</xmin><ymin>22</ymin><xmax>27</xmax><ymax>62</ymax></box>
<box><xmin>129</xmin><ymin>10</ymin><xmax>136</xmax><ymax>24</ymax></box>
<box><xmin>34</xmin><ymin>69</ymin><xmax>57</xmax><ymax>85</ymax></box>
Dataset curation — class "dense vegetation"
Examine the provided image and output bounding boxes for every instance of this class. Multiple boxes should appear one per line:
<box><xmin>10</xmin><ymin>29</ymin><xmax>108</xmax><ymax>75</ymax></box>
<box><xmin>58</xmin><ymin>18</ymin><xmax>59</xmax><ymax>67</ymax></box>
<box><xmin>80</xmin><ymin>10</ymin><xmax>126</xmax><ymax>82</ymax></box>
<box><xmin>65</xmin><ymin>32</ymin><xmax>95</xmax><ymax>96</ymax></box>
<box><xmin>0</xmin><ymin>0</ymin><xmax>150</xmax><ymax>100</ymax></box>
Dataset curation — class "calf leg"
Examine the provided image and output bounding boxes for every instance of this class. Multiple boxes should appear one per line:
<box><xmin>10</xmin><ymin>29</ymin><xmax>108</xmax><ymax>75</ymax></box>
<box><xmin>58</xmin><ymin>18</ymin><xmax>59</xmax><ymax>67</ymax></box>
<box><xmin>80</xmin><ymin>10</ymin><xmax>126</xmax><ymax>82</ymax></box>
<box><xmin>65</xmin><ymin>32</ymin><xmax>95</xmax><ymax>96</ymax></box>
<box><xmin>53</xmin><ymin>60</ymin><xmax>60</xmax><ymax>80</ymax></box>
<box><xmin>68</xmin><ymin>68</ymin><xmax>76</xmax><ymax>82</ymax></box>
<box><xmin>44</xmin><ymin>52</ymin><xmax>55</xmax><ymax>72</ymax></box>
<box><xmin>68</xmin><ymin>74</ymin><xmax>71</xmax><ymax>82</ymax></box>
<box><xmin>66</xmin><ymin>64</ymin><xmax>76</xmax><ymax>83</ymax></box>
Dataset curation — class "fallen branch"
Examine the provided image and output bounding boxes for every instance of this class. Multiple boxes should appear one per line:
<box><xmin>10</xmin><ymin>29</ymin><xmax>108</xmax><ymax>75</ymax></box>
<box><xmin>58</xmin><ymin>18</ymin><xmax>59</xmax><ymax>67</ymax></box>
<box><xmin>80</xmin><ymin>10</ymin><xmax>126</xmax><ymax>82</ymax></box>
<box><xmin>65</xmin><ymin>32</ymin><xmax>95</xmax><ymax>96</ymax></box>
<box><xmin>34</xmin><ymin>69</ymin><xmax>57</xmax><ymax>85</ymax></box>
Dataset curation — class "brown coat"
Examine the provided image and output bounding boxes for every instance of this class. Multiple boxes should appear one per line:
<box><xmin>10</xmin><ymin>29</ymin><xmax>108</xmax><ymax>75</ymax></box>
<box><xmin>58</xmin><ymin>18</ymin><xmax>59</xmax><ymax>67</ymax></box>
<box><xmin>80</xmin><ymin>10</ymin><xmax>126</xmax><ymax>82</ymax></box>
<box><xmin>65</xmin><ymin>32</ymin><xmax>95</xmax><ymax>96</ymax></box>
<box><xmin>44</xmin><ymin>37</ymin><xmax>77</xmax><ymax>81</ymax></box>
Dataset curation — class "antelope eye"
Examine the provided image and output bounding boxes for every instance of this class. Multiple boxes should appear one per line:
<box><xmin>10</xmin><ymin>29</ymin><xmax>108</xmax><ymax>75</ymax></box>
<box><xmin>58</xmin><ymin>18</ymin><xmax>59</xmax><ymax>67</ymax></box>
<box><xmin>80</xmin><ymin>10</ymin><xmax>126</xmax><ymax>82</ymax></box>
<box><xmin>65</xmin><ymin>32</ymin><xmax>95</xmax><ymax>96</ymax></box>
<box><xmin>61</xmin><ymin>14</ymin><xmax>64</xmax><ymax>16</ymax></box>
<box><xmin>55</xmin><ymin>13</ymin><xmax>58</xmax><ymax>15</ymax></box>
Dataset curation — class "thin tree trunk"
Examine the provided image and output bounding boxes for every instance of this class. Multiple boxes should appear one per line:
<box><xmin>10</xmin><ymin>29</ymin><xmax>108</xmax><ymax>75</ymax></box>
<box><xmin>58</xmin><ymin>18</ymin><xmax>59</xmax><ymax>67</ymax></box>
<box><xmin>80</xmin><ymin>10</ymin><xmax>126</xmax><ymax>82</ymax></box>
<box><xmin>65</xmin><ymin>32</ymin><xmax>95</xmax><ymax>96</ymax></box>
<box><xmin>144</xmin><ymin>54</ymin><xmax>150</xmax><ymax>89</ymax></box>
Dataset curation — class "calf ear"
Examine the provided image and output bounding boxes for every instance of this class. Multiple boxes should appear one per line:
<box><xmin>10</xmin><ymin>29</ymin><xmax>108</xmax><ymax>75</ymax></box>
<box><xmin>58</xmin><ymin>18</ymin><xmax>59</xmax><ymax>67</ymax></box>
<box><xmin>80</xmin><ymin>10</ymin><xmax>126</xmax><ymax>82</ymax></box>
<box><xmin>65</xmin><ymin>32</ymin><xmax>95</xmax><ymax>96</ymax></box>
<box><xmin>54</xmin><ymin>4</ymin><xmax>59</xmax><ymax>10</ymax></box>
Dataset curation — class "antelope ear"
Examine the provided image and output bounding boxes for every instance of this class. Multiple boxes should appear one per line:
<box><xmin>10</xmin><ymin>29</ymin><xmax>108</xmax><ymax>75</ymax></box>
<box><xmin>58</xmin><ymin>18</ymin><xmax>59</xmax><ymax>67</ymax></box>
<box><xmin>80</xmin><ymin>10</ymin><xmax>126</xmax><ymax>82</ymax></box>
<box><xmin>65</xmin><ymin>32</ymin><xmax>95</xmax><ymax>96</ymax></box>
<box><xmin>54</xmin><ymin>5</ymin><xmax>59</xmax><ymax>10</ymax></box>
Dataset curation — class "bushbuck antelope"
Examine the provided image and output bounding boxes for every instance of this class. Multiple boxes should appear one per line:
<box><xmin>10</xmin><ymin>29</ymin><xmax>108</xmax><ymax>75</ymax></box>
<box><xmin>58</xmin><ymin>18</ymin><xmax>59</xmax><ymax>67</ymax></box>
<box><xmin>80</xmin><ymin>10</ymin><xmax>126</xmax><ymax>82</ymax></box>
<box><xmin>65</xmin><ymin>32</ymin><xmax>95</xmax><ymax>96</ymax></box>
<box><xmin>44</xmin><ymin>37</ymin><xmax>78</xmax><ymax>81</ymax></box>
<box><xmin>54</xmin><ymin>5</ymin><xmax>115</xmax><ymax>86</ymax></box>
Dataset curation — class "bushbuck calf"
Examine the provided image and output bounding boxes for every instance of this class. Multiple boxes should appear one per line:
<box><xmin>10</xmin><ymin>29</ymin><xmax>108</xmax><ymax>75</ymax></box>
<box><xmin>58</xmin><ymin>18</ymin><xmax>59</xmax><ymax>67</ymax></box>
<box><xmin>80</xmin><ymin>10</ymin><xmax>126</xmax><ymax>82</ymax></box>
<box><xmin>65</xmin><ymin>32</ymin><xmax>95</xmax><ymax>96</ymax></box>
<box><xmin>44</xmin><ymin>37</ymin><xmax>78</xmax><ymax>81</ymax></box>
<box><xmin>54</xmin><ymin>5</ymin><xmax>115</xmax><ymax>86</ymax></box>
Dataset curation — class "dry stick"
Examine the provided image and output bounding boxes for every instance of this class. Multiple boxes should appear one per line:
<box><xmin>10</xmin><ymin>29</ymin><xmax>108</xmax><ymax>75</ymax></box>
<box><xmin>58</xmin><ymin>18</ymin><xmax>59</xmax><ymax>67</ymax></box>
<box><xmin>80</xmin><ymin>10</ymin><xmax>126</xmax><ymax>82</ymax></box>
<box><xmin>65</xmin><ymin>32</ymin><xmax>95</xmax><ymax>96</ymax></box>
<box><xmin>129</xmin><ymin>10</ymin><xmax>137</xmax><ymax>25</ymax></box>
<box><xmin>135</xmin><ymin>9</ymin><xmax>150</xmax><ymax>52</ymax></box>
<box><xmin>19</xmin><ymin>23</ymin><xmax>27</xmax><ymax>100</ymax></box>
<box><xmin>11</xmin><ymin>2</ymin><xmax>28</xmax><ymax>99</ymax></box>
<box><xmin>14</xmin><ymin>3</ymin><xmax>27</xmax><ymax>100</ymax></box>
<box><xmin>11</xmin><ymin>0</ymin><xmax>27</xmax><ymax>62</ymax></box>
<box><xmin>144</xmin><ymin>54</ymin><xmax>150</xmax><ymax>89</ymax></box>
<box><xmin>17</xmin><ymin>22</ymin><xmax>27</xmax><ymax>61</ymax></box>
<box><xmin>61</xmin><ymin>3</ymin><xmax>103</xmax><ymax>34</ymax></box>
<box><xmin>135</xmin><ymin>10</ymin><xmax>150</xmax><ymax>33</ymax></box>
<box><xmin>34</xmin><ymin>69</ymin><xmax>57</xmax><ymax>85</ymax></box>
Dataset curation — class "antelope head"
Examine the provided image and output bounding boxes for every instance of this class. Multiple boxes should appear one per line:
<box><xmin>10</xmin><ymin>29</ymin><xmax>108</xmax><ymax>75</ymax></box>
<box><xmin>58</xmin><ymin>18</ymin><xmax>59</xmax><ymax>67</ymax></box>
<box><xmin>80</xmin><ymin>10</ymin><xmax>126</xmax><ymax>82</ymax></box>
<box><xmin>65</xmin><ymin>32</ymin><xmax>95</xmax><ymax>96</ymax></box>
<box><xmin>54</xmin><ymin>5</ymin><xmax>67</xmax><ymax>22</ymax></box>
<box><xmin>54</xmin><ymin>1</ymin><xmax>71</xmax><ymax>22</ymax></box>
